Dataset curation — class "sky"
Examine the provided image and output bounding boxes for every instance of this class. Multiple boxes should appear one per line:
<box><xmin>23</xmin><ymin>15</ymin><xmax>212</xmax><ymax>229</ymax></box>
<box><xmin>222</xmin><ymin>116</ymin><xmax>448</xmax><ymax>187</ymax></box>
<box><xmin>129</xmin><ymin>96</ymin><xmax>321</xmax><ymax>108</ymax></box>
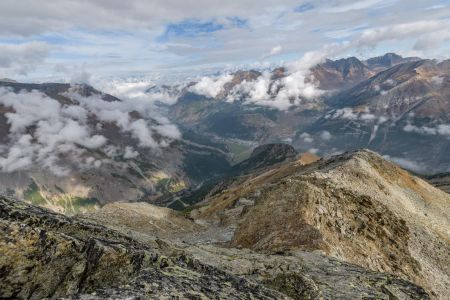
<box><xmin>0</xmin><ymin>0</ymin><xmax>450</xmax><ymax>83</ymax></box>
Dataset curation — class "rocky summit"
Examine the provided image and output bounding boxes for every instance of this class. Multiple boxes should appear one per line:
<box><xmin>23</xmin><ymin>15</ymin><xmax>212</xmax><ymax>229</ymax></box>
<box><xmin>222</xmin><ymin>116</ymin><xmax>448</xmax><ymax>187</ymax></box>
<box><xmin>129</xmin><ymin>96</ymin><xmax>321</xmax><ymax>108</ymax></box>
<box><xmin>1</xmin><ymin>149</ymin><xmax>448</xmax><ymax>299</ymax></box>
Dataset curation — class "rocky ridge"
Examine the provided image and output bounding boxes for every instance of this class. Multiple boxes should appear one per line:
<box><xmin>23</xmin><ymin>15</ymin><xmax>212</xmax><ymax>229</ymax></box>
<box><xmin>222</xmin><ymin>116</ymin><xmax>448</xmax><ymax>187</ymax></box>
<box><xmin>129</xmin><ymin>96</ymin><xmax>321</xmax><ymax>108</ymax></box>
<box><xmin>189</xmin><ymin>149</ymin><xmax>450</xmax><ymax>299</ymax></box>
<box><xmin>0</xmin><ymin>193</ymin><xmax>432</xmax><ymax>299</ymax></box>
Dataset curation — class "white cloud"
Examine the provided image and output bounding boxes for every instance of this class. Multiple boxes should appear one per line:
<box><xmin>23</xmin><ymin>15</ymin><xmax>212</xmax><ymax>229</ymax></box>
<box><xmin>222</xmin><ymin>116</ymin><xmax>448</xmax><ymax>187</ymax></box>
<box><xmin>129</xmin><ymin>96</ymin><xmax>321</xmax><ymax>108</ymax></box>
<box><xmin>184</xmin><ymin>16</ymin><xmax>450</xmax><ymax>111</ymax></box>
<box><xmin>0</xmin><ymin>85</ymin><xmax>181</xmax><ymax>175</ymax></box>
<box><xmin>270</xmin><ymin>45</ymin><xmax>282</xmax><ymax>55</ymax></box>
<box><xmin>0</xmin><ymin>0</ymin><xmax>447</xmax><ymax>80</ymax></box>
<box><xmin>300</xmin><ymin>132</ymin><xmax>314</xmax><ymax>143</ymax></box>
<box><xmin>320</xmin><ymin>131</ymin><xmax>332</xmax><ymax>140</ymax></box>
<box><xmin>430</xmin><ymin>76</ymin><xmax>444</xmax><ymax>88</ymax></box>
<box><xmin>383</xmin><ymin>155</ymin><xmax>428</xmax><ymax>173</ymax></box>
<box><xmin>325</xmin><ymin>0</ymin><xmax>394</xmax><ymax>13</ymax></box>
<box><xmin>0</xmin><ymin>42</ymin><xmax>50</xmax><ymax>75</ymax></box>
<box><xmin>309</xmin><ymin>148</ymin><xmax>319</xmax><ymax>154</ymax></box>
<box><xmin>190</xmin><ymin>74</ymin><xmax>233</xmax><ymax>98</ymax></box>
<box><xmin>124</xmin><ymin>146</ymin><xmax>139</xmax><ymax>159</ymax></box>
<box><xmin>70</xmin><ymin>70</ymin><xmax>92</xmax><ymax>84</ymax></box>
<box><xmin>403</xmin><ymin>123</ymin><xmax>450</xmax><ymax>136</ymax></box>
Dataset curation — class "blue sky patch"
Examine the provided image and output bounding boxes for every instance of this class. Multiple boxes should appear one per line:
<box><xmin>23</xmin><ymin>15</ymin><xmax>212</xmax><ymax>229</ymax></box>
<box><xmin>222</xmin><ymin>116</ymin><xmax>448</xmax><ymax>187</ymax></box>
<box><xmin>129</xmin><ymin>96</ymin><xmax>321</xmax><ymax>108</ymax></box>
<box><xmin>158</xmin><ymin>19</ymin><xmax>224</xmax><ymax>42</ymax></box>
<box><xmin>294</xmin><ymin>3</ymin><xmax>314</xmax><ymax>13</ymax></box>
<box><xmin>227</xmin><ymin>17</ymin><xmax>248</xmax><ymax>28</ymax></box>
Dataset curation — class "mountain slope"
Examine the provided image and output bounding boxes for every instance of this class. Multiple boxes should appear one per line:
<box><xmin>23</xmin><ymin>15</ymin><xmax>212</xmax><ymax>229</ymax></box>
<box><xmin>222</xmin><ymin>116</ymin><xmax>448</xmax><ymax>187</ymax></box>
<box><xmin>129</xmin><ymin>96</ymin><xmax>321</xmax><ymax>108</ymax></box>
<box><xmin>0</xmin><ymin>195</ymin><xmax>430</xmax><ymax>299</ymax></box>
<box><xmin>312</xmin><ymin>57</ymin><xmax>374</xmax><ymax>90</ymax></box>
<box><xmin>190</xmin><ymin>149</ymin><xmax>450</xmax><ymax>299</ymax></box>
<box><xmin>167</xmin><ymin>54</ymin><xmax>450</xmax><ymax>173</ymax></box>
<box><xmin>365</xmin><ymin>53</ymin><xmax>421</xmax><ymax>71</ymax></box>
<box><xmin>0</xmin><ymin>81</ymin><xmax>231</xmax><ymax>214</ymax></box>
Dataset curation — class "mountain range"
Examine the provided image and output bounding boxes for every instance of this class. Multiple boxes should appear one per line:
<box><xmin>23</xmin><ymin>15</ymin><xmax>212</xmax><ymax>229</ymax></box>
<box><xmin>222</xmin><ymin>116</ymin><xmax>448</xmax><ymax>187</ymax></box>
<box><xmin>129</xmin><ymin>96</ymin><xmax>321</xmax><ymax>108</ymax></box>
<box><xmin>1</xmin><ymin>149</ymin><xmax>448</xmax><ymax>299</ymax></box>
<box><xmin>0</xmin><ymin>53</ymin><xmax>449</xmax><ymax>214</ymax></box>
<box><xmin>1</xmin><ymin>53</ymin><xmax>449</xmax><ymax>299</ymax></box>
<box><xmin>170</xmin><ymin>53</ymin><xmax>450</xmax><ymax>174</ymax></box>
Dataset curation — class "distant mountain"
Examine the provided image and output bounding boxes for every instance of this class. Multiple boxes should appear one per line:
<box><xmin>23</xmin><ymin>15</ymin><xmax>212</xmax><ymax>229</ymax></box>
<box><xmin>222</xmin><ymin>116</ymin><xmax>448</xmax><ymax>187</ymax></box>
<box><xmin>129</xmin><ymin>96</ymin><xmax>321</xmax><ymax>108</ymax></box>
<box><xmin>167</xmin><ymin>53</ymin><xmax>450</xmax><ymax>173</ymax></box>
<box><xmin>0</xmin><ymin>78</ymin><xmax>17</xmax><ymax>83</ymax></box>
<box><xmin>365</xmin><ymin>52</ymin><xmax>421</xmax><ymax>70</ymax></box>
<box><xmin>0</xmin><ymin>81</ymin><xmax>231</xmax><ymax>214</ymax></box>
<box><xmin>312</xmin><ymin>56</ymin><xmax>374</xmax><ymax>89</ymax></box>
<box><xmin>2</xmin><ymin>53</ymin><xmax>449</xmax><ymax>214</ymax></box>
<box><xmin>327</xmin><ymin>59</ymin><xmax>450</xmax><ymax>118</ymax></box>
<box><xmin>311</xmin><ymin>53</ymin><xmax>421</xmax><ymax>90</ymax></box>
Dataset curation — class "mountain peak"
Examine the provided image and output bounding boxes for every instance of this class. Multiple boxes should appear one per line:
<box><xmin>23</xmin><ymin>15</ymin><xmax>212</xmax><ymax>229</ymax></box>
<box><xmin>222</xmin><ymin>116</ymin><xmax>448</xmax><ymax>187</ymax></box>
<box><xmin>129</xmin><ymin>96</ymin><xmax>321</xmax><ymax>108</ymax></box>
<box><xmin>365</xmin><ymin>52</ymin><xmax>420</xmax><ymax>69</ymax></box>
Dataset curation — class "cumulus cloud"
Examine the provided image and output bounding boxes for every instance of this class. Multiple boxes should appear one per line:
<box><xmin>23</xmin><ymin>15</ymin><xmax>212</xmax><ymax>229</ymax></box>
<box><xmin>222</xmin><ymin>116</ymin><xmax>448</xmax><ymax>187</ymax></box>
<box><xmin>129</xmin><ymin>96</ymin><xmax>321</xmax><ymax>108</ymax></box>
<box><xmin>123</xmin><ymin>146</ymin><xmax>139</xmax><ymax>159</ymax></box>
<box><xmin>0</xmin><ymin>1</ymin><xmax>448</xmax><ymax>80</ymax></box>
<box><xmin>383</xmin><ymin>155</ymin><xmax>428</xmax><ymax>173</ymax></box>
<box><xmin>99</xmin><ymin>79</ymin><xmax>182</xmax><ymax>106</ymax></box>
<box><xmin>261</xmin><ymin>45</ymin><xmax>283</xmax><ymax>60</ymax></box>
<box><xmin>186</xmin><ymin>17</ymin><xmax>450</xmax><ymax>111</ymax></box>
<box><xmin>403</xmin><ymin>123</ymin><xmax>450</xmax><ymax>136</ymax></box>
<box><xmin>190</xmin><ymin>74</ymin><xmax>233</xmax><ymax>98</ymax></box>
<box><xmin>0</xmin><ymin>88</ymin><xmax>106</xmax><ymax>175</ymax></box>
<box><xmin>70</xmin><ymin>70</ymin><xmax>92</xmax><ymax>84</ymax></box>
<box><xmin>0</xmin><ymin>42</ymin><xmax>50</xmax><ymax>75</ymax></box>
<box><xmin>430</xmin><ymin>76</ymin><xmax>444</xmax><ymax>89</ymax></box>
<box><xmin>325</xmin><ymin>107</ymin><xmax>388</xmax><ymax>124</ymax></box>
<box><xmin>320</xmin><ymin>131</ymin><xmax>332</xmax><ymax>140</ymax></box>
<box><xmin>270</xmin><ymin>45</ymin><xmax>282</xmax><ymax>56</ymax></box>
<box><xmin>300</xmin><ymin>132</ymin><xmax>314</xmax><ymax>143</ymax></box>
<box><xmin>0</xmin><ymin>85</ymin><xmax>181</xmax><ymax>175</ymax></box>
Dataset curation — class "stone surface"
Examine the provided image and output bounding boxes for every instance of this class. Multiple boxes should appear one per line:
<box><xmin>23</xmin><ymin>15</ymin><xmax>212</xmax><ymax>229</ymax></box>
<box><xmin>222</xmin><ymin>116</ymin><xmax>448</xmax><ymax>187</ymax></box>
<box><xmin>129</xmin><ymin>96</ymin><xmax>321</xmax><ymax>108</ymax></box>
<box><xmin>0</xmin><ymin>192</ymin><xmax>431</xmax><ymax>299</ymax></box>
<box><xmin>191</xmin><ymin>149</ymin><xmax>450</xmax><ymax>299</ymax></box>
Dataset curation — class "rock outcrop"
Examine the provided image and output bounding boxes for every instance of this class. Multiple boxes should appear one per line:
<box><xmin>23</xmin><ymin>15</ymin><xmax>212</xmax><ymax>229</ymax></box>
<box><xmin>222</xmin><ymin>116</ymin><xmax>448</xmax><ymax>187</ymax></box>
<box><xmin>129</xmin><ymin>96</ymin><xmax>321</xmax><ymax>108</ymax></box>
<box><xmin>191</xmin><ymin>149</ymin><xmax>450</xmax><ymax>299</ymax></box>
<box><xmin>0</xmin><ymin>196</ymin><xmax>286</xmax><ymax>299</ymax></box>
<box><xmin>1</xmin><ymin>189</ymin><xmax>431</xmax><ymax>299</ymax></box>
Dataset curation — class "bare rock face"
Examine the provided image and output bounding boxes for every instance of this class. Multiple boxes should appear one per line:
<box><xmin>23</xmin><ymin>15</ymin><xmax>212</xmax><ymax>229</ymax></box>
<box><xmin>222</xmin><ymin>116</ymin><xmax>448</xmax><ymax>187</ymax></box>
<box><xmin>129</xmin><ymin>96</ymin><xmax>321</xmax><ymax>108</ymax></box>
<box><xmin>0</xmin><ymin>196</ymin><xmax>287</xmax><ymax>299</ymax></box>
<box><xmin>0</xmin><ymin>191</ymin><xmax>431</xmax><ymax>299</ymax></box>
<box><xmin>192</xmin><ymin>149</ymin><xmax>450</xmax><ymax>299</ymax></box>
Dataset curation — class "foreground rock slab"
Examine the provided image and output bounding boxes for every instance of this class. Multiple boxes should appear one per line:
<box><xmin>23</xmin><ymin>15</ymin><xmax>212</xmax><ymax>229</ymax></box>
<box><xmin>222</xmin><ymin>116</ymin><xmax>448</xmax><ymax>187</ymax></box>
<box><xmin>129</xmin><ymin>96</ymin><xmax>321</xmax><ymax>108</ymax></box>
<box><xmin>0</xmin><ymin>195</ymin><xmax>431</xmax><ymax>299</ymax></box>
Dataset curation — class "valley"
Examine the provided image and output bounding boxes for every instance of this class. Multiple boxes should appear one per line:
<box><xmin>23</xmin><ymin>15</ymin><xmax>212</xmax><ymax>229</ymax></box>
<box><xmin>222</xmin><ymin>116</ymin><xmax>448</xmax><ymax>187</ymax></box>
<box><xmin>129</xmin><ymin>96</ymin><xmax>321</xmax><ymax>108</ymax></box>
<box><xmin>1</xmin><ymin>53</ymin><xmax>449</xmax><ymax>299</ymax></box>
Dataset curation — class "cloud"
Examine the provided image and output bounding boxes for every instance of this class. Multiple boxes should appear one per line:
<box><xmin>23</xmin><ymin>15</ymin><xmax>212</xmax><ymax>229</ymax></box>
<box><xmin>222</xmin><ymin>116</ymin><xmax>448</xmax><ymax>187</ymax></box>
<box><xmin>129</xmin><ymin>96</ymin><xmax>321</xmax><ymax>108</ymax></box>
<box><xmin>430</xmin><ymin>76</ymin><xmax>444</xmax><ymax>88</ymax></box>
<box><xmin>269</xmin><ymin>45</ymin><xmax>282</xmax><ymax>56</ymax></box>
<box><xmin>190</xmin><ymin>74</ymin><xmax>233</xmax><ymax>98</ymax></box>
<box><xmin>70</xmin><ymin>69</ymin><xmax>92</xmax><ymax>84</ymax></box>
<box><xmin>294</xmin><ymin>3</ymin><xmax>314</xmax><ymax>13</ymax></box>
<box><xmin>383</xmin><ymin>155</ymin><xmax>428</xmax><ymax>173</ymax></box>
<box><xmin>300</xmin><ymin>132</ymin><xmax>314</xmax><ymax>143</ymax></box>
<box><xmin>0</xmin><ymin>42</ymin><xmax>50</xmax><ymax>75</ymax></box>
<box><xmin>0</xmin><ymin>85</ymin><xmax>181</xmax><ymax>175</ymax></box>
<box><xmin>0</xmin><ymin>88</ymin><xmax>106</xmax><ymax>175</ymax></box>
<box><xmin>123</xmin><ymin>146</ymin><xmax>139</xmax><ymax>159</ymax></box>
<box><xmin>185</xmin><ymin>16</ymin><xmax>450</xmax><ymax>111</ymax></box>
<box><xmin>356</xmin><ymin>19</ymin><xmax>450</xmax><ymax>49</ymax></box>
<box><xmin>98</xmin><ymin>79</ymin><xmax>181</xmax><ymax>106</ymax></box>
<box><xmin>320</xmin><ymin>131</ymin><xmax>332</xmax><ymax>140</ymax></box>
<box><xmin>325</xmin><ymin>0</ymin><xmax>395</xmax><ymax>13</ymax></box>
<box><xmin>404</xmin><ymin>123</ymin><xmax>450</xmax><ymax>136</ymax></box>
<box><xmin>0</xmin><ymin>1</ymin><xmax>448</xmax><ymax>80</ymax></box>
